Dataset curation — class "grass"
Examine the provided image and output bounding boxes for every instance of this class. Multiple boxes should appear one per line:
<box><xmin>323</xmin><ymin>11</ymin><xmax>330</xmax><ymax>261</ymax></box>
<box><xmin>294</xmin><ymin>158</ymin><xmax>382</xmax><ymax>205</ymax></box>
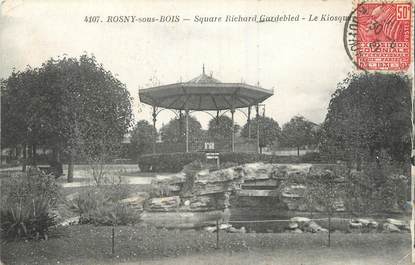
<box><xmin>1</xmin><ymin>225</ymin><xmax>411</xmax><ymax>265</ymax></box>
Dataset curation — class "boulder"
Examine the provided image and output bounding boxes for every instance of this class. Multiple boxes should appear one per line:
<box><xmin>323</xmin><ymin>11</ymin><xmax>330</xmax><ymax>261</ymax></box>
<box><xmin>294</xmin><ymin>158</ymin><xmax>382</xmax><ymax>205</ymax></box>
<box><xmin>237</xmin><ymin>189</ymin><xmax>279</xmax><ymax>197</ymax></box>
<box><xmin>228</xmin><ymin>226</ymin><xmax>246</xmax><ymax>233</ymax></box>
<box><xmin>281</xmin><ymin>185</ymin><xmax>306</xmax><ymax>198</ymax></box>
<box><xmin>195</xmin><ymin>167</ymin><xmax>244</xmax><ymax>184</ymax></box>
<box><xmin>180</xmin><ymin>195</ymin><xmax>224</xmax><ymax>211</ymax></box>
<box><xmin>241</xmin><ymin>163</ymin><xmax>274</xmax><ymax>181</ymax></box>
<box><xmin>304</xmin><ymin>221</ymin><xmax>327</xmax><ymax>233</ymax></box>
<box><xmin>288</xmin><ymin>222</ymin><xmax>299</xmax><ymax>229</ymax></box>
<box><xmin>120</xmin><ymin>192</ymin><xmax>149</xmax><ymax>212</ymax></box>
<box><xmin>349</xmin><ymin>220</ymin><xmax>363</xmax><ymax>229</ymax></box>
<box><xmin>273</xmin><ymin>164</ymin><xmax>312</xmax><ymax>180</ymax></box>
<box><xmin>290</xmin><ymin>217</ymin><xmax>311</xmax><ymax>224</ymax></box>
<box><xmin>192</xmin><ymin>181</ymin><xmax>240</xmax><ymax>195</ymax></box>
<box><xmin>202</xmin><ymin>223</ymin><xmax>231</xmax><ymax>232</ymax></box>
<box><xmin>355</xmin><ymin>218</ymin><xmax>378</xmax><ymax>229</ymax></box>
<box><xmin>386</xmin><ymin>218</ymin><xmax>407</xmax><ymax>229</ymax></box>
<box><xmin>291</xmin><ymin>228</ymin><xmax>303</xmax><ymax>233</ymax></box>
<box><xmin>382</xmin><ymin>222</ymin><xmax>400</xmax><ymax>233</ymax></box>
<box><xmin>59</xmin><ymin>216</ymin><xmax>79</xmax><ymax>226</ymax></box>
<box><xmin>145</xmin><ymin>196</ymin><xmax>180</xmax><ymax>212</ymax></box>
<box><xmin>151</xmin><ymin>172</ymin><xmax>186</xmax><ymax>185</ymax></box>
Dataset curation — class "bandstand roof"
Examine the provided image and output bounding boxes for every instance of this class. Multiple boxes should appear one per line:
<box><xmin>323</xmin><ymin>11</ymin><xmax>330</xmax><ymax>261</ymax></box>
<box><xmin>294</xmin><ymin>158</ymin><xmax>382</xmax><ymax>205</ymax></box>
<box><xmin>139</xmin><ymin>68</ymin><xmax>273</xmax><ymax>111</ymax></box>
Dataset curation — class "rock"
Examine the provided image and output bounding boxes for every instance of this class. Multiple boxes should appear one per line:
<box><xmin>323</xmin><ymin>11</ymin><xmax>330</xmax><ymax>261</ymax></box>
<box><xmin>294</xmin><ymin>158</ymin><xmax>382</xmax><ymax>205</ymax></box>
<box><xmin>228</xmin><ymin>226</ymin><xmax>246</xmax><ymax>233</ymax></box>
<box><xmin>386</xmin><ymin>218</ymin><xmax>407</xmax><ymax>229</ymax></box>
<box><xmin>145</xmin><ymin>196</ymin><xmax>180</xmax><ymax>212</ymax></box>
<box><xmin>288</xmin><ymin>222</ymin><xmax>298</xmax><ymax>229</ymax></box>
<box><xmin>266</xmin><ymin>229</ymin><xmax>274</xmax><ymax>233</ymax></box>
<box><xmin>204</xmin><ymin>226</ymin><xmax>216</xmax><ymax>232</ymax></box>
<box><xmin>349</xmin><ymin>220</ymin><xmax>363</xmax><ymax>229</ymax></box>
<box><xmin>291</xmin><ymin>228</ymin><xmax>303</xmax><ymax>233</ymax></box>
<box><xmin>195</xmin><ymin>167</ymin><xmax>244</xmax><ymax>184</ymax></box>
<box><xmin>242</xmin><ymin>179</ymin><xmax>278</xmax><ymax>188</ymax></box>
<box><xmin>120</xmin><ymin>193</ymin><xmax>149</xmax><ymax>211</ymax></box>
<box><xmin>383</xmin><ymin>222</ymin><xmax>400</xmax><ymax>233</ymax></box>
<box><xmin>219</xmin><ymin>223</ymin><xmax>232</xmax><ymax>230</ymax></box>
<box><xmin>281</xmin><ymin>185</ymin><xmax>306</xmax><ymax>199</ymax></box>
<box><xmin>273</xmin><ymin>164</ymin><xmax>312</xmax><ymax>180</ymax></box>
<box><xmin>241</xmin><ymin>163</ymin><xmax>274</xmax><ymax>181</ymax></box>
<box><xmin>281</xmin><ymin>185</ymin><xmax>307</xmax><ymax>210</ymax></box>
<box><xmin>151</xmin><ymin>172</ymin><xmax>187</xmax><ymax>185</ymax></box>
<box><xmin>59</xmin><ymin>216</ymin><xmax>79</xmax><ymax>226</ymax></box>
<box><xmin>290</xmin><ymin>217</ymin><xmax>311</xmax><ymax>224</ymax></box>
<box><xmin>180</xmin><ymin>195</ymin><xmax>224</xmax><ymax>211</ymax></box>
<box><xmin>192</xmin><ymin>181</ymin><xmax>240</xmax><ymax>195</ymax></box>
<box><xmin>65</xmin><ymin>192</ymin><xmax>79</xmax><ymax>201</ymax></box>
<box><xmin>237</xmin><ymin>189</ymin><xmax>279</xmax><ymax>197</ymax></box>
<box><xmin>355</xmin><ymin>218</ymin><xmax>378</xmax><ymax>229</ymax></box>
<box><xmin>304</xmin><ymin>221</ymin><xmax>326</xmax><ymax>233</ymax></box>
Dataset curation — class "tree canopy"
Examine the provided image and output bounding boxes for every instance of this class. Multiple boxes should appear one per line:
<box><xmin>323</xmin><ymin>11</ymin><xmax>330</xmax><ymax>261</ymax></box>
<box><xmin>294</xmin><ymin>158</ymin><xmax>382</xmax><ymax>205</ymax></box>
<box><xmin>280</xmin><ymin>116</ymin><xmax>319</xmax><ymax>156</ymax></box>
<box><xmin>1</xmin><ymin>54</ymin><xmax>133</xmax><ymax>181</ymax></box>
<box><xmin>128</xmin><ymin>120</ymin><xmax>156</xmax><ymax>158</ymax></box>
<box><xmin>240</xmin><ymin>116</ymin><xmax>280</xmax><ymax>152</ymax></box>
<box><xmin>320</xmin><ymin>72</ymin><xmax>411</xmax><ymax>164</ymax></box>
<box><xmin>160</xmin><ymin>116</ymin><xmax>204</xmax><ymax>143</ymax></box>
<box><xmin>207</xmin><ymin>115</ymin><xmax>239</xmax><ymax>141</ymax></box>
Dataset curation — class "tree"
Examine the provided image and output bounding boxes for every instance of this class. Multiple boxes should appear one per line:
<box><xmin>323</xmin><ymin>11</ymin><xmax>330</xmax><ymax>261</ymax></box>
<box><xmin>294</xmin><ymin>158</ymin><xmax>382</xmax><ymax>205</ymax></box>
<box><xmin>1</xmin><ymin>54</ymin><xmax>133</xmax><ymax>182</ymax></box>
<box><xmin>207</xmin><ymin>116</ymin><xmax>240</xmax><ymax>141</ymax></box>
<box><xmin>240</xmin><ymin>116</ymin><xmax>280</xmax><ymax>153</ymax></box>
<box><xmin>128</xmin><ymin>120</ymin><xmax>156</xmax><ymax>159</ymax></box>
<box><xmin>306</xmin><ymin>170</ymin><xmax>342</xmax><ymax>247</ymax></box>
<box><xmin>320</xmin><ymin>72</ymin><xmax>411</xmax><ymax>166</ymax></box>
<box><xmin>160</xmin><ymin>116</ymin><xmax>204</xmax><ymax>143</ymax></box>
<box><xmin>281</xmin><ymin>116</ymin><xmax>318</xmax><ymax>156</ymax></box>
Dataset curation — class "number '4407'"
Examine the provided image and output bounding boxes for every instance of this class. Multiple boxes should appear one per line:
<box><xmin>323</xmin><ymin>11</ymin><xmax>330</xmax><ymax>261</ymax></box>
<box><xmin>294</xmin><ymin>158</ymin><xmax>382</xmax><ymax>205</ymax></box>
<box><xmin>84</xmin><ymin>16</ymin><xmax>101</xmax><ymax>23</ymax></box>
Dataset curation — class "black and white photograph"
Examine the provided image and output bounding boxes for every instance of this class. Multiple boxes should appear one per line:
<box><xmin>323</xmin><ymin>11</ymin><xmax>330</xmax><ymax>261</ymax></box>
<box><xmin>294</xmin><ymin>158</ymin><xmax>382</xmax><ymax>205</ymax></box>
<box><xmin>0</xmin><ymin>0</ymin><xmax>414</xmax><ymax>264</ymax></box>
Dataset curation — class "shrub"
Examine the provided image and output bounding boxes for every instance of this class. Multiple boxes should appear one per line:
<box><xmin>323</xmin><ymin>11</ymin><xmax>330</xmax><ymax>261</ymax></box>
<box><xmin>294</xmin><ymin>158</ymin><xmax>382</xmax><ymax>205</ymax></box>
<box><xmin>0</xmin><ymin>169</ymin><xmax>61</xmax><ymax>240</ymax></box>
<box><xmin>74</xmin><ymin>183</ymin><xmax>139</xmax><ymax>226</ymax></box>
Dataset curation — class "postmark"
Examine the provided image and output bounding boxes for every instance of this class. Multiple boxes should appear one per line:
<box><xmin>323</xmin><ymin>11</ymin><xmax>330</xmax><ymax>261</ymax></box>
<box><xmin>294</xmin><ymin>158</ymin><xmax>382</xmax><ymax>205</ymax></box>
<box><xmin>344</xmin><ymin>1</ymin><xmax>412</xmax><ymax>71</ymax></box>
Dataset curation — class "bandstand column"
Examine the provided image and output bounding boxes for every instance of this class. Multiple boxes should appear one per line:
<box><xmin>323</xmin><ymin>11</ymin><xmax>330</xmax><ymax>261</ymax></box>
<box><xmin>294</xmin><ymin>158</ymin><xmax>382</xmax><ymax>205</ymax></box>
<box><xmin>185</xmin><ymin>109</ymin><xmax>189</xmax><ymax>153</ymax></box>
<box><xmin>231</xmin><ymin>108</ymin><xmax>235</xmax><ymax>152</ymax></box>
<box><xmin>256</xmin><ymin>104</ymin><xmax>260</xmax><ymax>154</ymax></box>
<box><xmin>179</xmin><ymin>110</ymin><xmax>183</xmax><ymax>139</ymax></box>
<box><xmin>247</xmin><ymin>106</ymin><xmax>251</xmax><ymax>139</ymax></box>
<box><xmin>152</xmin><ymin>106</ymin><xmax>157</xmax><ymax>154</ymax></box>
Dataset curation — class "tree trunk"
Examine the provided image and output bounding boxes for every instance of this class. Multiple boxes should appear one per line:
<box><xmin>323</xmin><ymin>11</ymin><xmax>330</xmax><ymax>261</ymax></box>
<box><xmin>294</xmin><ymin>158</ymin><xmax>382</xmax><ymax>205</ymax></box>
<box><xmin>259</xmin><ymin>146</ymin><xmax>263</xmax><ymax>154</ymax></box>
<box><xmin>297</xmin><ymin>146</ymin><xmax>300</xmax><ymax>157</ymax></box>
<box><xmin>32</xmin><ymin>144</ymin><xmax>37</xmax><ymax>166</ymax></box>
<box><xmin>22</xmin><ymin>144</ymin><xmax>27</xmax><ymax>172</ymax></box>
<box><xmin>67</xmin><ymin>154</ymin><xmax>74</xmax><ymax>183</ymax></box>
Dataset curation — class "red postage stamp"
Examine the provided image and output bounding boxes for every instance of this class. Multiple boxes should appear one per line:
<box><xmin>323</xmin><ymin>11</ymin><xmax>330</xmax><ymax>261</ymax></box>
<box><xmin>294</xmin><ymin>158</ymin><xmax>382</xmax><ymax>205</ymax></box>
<box><xmin>356</xmin><ymin>2</ymin><xmax>412</xmax><ymax>71</ymax></box>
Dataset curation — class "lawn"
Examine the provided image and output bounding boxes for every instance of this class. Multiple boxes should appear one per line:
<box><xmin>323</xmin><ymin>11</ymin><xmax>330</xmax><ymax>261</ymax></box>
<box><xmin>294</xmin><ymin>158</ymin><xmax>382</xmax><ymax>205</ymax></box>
<box><xmin>1</xmin><ymin>225</ymin><xmax>411</xmax><ymax>265</ymax></box>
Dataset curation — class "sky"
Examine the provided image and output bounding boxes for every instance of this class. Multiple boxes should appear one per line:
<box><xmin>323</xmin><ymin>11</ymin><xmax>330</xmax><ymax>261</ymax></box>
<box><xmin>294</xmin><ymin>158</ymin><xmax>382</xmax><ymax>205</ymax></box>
<box><xmin>0</xmin><ymin>0</ymin><xmax>356</xmax><ymax>129</ymax></box>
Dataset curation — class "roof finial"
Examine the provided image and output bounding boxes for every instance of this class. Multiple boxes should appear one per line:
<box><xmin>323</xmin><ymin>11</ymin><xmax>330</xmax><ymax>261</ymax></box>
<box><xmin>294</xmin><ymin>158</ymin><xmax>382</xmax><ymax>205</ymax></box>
<box><xmin>202</xmin><ymin>64</ymin><xmax>205</xmax><ymax>75</ymax></box>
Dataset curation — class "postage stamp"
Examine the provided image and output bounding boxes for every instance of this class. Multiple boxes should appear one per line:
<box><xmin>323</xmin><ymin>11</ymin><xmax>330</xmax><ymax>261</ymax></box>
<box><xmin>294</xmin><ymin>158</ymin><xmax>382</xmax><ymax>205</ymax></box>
<box><xmin>354</xmin><ymin>2</ymin><xmax>412</xmax><ymax>71</ymax></box>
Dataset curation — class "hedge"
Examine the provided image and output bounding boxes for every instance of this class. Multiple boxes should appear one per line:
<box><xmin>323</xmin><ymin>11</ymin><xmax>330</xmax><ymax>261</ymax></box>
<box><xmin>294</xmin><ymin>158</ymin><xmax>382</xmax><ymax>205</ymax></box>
<box><xmin>138</xmin><ymin>152</ymin><xmax>324</xmax><ymax>173</ymax></box>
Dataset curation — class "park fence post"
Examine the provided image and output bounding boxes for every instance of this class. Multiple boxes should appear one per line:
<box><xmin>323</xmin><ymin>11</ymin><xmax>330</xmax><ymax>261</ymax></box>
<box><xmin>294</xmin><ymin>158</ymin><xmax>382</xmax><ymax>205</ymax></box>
<box><xmin>328</xmin><ymin>215</ymin><xmax>331</xmax><ymax>247</ymax></box>
<box><xmin>216</xmin><ymin>219</ymin><xmax>220</xmax><ymax>249</ymax></box>
<box><xmin>112</xmin><ymin>225</ymin><xmax>115</xmax><ymax>255</ymax></box>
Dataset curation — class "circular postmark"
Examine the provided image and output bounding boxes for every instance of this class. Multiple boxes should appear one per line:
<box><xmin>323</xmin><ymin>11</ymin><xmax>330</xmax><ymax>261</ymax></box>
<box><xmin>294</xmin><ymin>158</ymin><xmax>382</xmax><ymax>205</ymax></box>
<box><xmin>343</xmin><ymin>4</ymin><xmax>367</xmax><ymax>70</ymax></box>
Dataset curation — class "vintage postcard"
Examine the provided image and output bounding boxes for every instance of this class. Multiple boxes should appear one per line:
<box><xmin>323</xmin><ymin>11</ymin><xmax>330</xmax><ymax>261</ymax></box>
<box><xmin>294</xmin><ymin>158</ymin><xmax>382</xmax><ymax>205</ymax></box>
<box><xmin>0</xmin><ymin>0</ymin><xmax>413</xmax><ymax>264</ymax></box>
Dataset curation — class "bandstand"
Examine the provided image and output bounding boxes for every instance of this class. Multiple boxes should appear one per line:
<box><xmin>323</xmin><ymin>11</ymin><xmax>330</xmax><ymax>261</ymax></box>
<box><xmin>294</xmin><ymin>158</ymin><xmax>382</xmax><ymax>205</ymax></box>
<box><xmin>138</xmin><ymin>66</ymin><xmax>273</xmax><ymax>153</ymax></box>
